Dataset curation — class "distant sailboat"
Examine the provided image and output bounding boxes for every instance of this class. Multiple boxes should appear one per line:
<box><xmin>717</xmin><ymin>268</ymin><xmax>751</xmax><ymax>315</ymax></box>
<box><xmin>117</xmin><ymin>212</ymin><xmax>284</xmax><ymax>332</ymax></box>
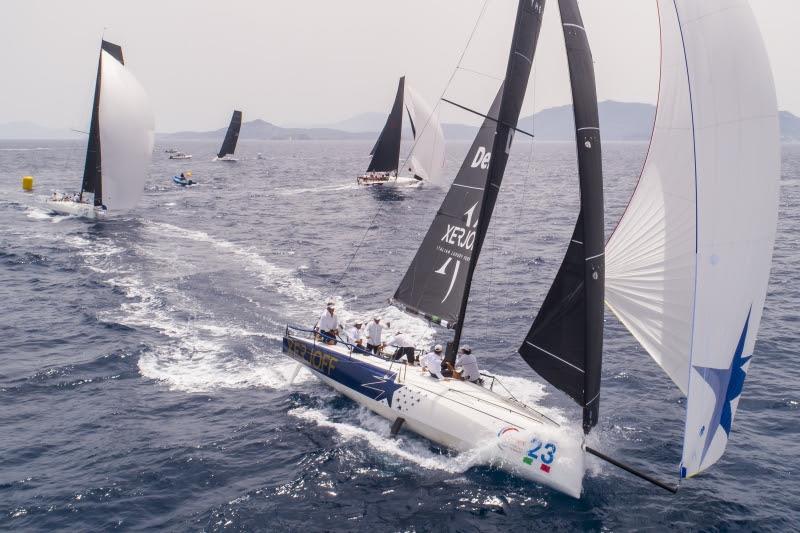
<box><xmin>357</xmin><ymin>77</ymin><xmax>445</xmax><ymax>187</ymax></box>
<box><xmin>214</xmin><ymin>110</ymin><xmax>242</xmax><ymax>162</ymax></box>
<box><xmin>46</xmin><ymin>40</ymin><xmax>155</xmax><ymax>219</ymax></box>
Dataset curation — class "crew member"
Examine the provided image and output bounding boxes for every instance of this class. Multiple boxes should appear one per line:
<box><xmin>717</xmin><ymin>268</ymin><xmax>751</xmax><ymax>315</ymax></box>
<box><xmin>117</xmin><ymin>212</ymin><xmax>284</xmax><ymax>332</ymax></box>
<box><xmin>348</xmin><ymin>321</ymin><xmax>366</xmax><ymax>352</ymax></box>
<box><xmin>386</xmin><ymin>330</ymin><xmax>415</xmax><ymax>364</ymax></box>
<box><xmin>453</xmin><ymin>345</ymin><xmax>481</xmax><ymax>383</ymax></box>
<box><xmin>365</xmin><ymin>316</ymin><xmax>384</xmax><ymax>354</ymax></box>
<box><xmin>317</xmin><ymin>301</ymin><xmax>339</xmax><ymax>345</ymax></box>
<box><xmin>420</xmin><ymin>344</ymin><xmax>445</xmax><ymax>379</ymax></box>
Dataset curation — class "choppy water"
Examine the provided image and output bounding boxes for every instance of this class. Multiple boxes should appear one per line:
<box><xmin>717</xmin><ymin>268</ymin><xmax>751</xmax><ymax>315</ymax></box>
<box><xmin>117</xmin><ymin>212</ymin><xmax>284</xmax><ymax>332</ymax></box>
<box><xmin>1</xmin><ymin>139</ymin><xmax>798</xmax><ymax>531</ymax></box>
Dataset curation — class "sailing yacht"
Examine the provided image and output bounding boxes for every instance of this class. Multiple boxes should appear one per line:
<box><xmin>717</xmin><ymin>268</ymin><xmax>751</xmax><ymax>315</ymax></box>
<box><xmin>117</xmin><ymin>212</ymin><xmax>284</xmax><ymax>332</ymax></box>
<box><xmin>213</xmin><ymin>110</ymin><xmax>242</xmax><ymax>162</ymax></box>
<box><xmin>357</xmin><ymin>77</ymin><xmax>445</xmax><ymax>187</ymax></box>
<box><xmin>283</xmin><ymin>0</ymin><xmax>779</xmax><ymax>498</ymax></box>
<box><xmin>46</xmin><ymin>40</ymin><xmax>155</xmax><ymax>219</ymax></box>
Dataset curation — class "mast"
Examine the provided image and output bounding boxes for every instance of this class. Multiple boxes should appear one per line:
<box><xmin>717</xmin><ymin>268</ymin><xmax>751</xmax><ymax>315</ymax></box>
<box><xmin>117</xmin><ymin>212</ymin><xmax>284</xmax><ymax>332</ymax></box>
<box><xmin>367</xmin><ymin>76</ymin><xmax>405</xmax><ymax>174</ymax></box>
<box><xmin>517</xmin><ymin>0</ymin><xmax>604</xmax><ymax>434</ymax></box>
<box><xmin>217</xmin><ymin>110</ymin><xmax>243</xmax><ymax>159</ymax></box>
<box><xmin>449</xmin><ymin>0</ymin><xmax>546</xmax><ymax>361</ymax></box>
<box><xmin>81</xmin><ymin>40</ymin><xmax>124</xmax><ymax>206</ymax></box>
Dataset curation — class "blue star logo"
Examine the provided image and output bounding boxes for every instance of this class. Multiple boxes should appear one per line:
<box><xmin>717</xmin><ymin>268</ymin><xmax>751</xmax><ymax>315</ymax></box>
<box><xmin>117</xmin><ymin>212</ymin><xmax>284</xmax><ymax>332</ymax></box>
<box><xmin>361</xmin><ymin>373</ymin><xmax>403</xmax><ymax>406</ymax></box>
<box><xmin>692</xmin><ymin>309</ymin><xmax>752</xmax><ymax>463</ymax></box>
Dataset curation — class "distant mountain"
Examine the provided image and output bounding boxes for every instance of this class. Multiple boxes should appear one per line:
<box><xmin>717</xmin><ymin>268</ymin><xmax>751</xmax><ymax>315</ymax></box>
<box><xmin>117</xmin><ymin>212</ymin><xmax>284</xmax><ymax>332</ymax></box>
<box><xmin>0</xmin><ymin>121</ymin><xmax>82</xmax><ymax>140</ymax></box>
<box><xmin>780</xmin><ymin>111</ymin><xmax>800</xmax><ymax>143</ymax></box>
<box><xmin>320</xmin><ymin>112</ymin><xmax>389</xmax><ymax>133</ymax></box>
<box><xmin>159</xmin><ymin>118</ymin><xmax>375</xmax><ymax>141</ymax></box>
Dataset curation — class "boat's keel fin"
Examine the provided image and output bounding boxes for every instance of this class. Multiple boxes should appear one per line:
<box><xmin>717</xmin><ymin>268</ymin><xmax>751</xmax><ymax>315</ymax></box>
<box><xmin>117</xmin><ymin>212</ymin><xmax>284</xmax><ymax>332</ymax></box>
<box><xmin>287</xmin><ymin>364</ymin><xmax>302</xmax><ymax>386</ymax></box>
<box><xmin>390</xmin><ymin>417</ymin><xmax>406</xmax><ymax>437</ymax></box>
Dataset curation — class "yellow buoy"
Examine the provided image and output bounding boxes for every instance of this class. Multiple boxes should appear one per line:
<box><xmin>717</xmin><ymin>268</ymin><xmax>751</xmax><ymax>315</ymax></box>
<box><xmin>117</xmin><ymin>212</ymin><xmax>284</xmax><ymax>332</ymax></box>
<box><xmin>22</xmin><ymin>175</ymin><xmax>34</xmax><ymax>191</ymax></box>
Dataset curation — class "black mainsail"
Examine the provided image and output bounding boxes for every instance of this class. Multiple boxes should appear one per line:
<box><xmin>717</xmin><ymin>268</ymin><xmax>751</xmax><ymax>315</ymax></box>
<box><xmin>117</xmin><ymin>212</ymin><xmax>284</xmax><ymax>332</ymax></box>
<box><xmin>81</xmin><ymin>40</ymin><xmax>124</xmax><ymax>206</ymax></box>
<box><xmin>367</xmin><ymin>76</ymin><xmax>405</xmax><ymax>174</ymax></box>
<box><xmin>392</xmin><ymin>0</ymin><xmax>546</xmax><ymax>362</ymax></box>
<box><xmin>217</xmin><ymin>110</ymin><xmax>243</xmax><ymax>159</ymax></box>
<box><xmin>518</xmin><ymin>0</ymin><xmax>604</xmax><ymax>433</ymax></box>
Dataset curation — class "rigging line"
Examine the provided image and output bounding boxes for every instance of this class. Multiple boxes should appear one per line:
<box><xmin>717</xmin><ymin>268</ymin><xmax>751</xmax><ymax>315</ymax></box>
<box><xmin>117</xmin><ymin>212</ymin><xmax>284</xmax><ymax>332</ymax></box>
<box><xmin>455</xmin><ymin>65</ymin><xmax>506</xmax><ymax>83</ymax></box>
<box><xmin>337</xmin><ymin>0</ymin><xmax>491</xmax><ymax>292</ymax></box>
<box><xmin>441</xmin><ymin>99</ymin><xmax>535</xmax><ymax>138</ymax></box>
<box><xmin>396</xmin><ymin>0</ymin><xmax>491</xmax><ymax>180</ymax></box>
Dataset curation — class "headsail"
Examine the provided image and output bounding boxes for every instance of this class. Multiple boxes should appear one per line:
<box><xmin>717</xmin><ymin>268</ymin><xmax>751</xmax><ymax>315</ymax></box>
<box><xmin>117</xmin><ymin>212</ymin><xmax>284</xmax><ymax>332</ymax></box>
<box><xmin>392</xmin><ymin>0</ymin><xmax>546</xmax><ymax>355</ymax></box>
<box><xmin>81</xmin><ymin>40</ymin><xmax>124</xmax><ymax>206</ymax></box>
<box><xmin>367</xmin><ymin>76</ymin><xmax>405</xmax><ymax>174</ymax></box>
<box><xmin>217</xmin><ymin>110</ymin><xmax>242</xmax><ymax>159</ymax></box>
<box><xmin>605</xmin><ymin>0</ymin><xmax>780</xmax><ymax>477</ymax></box>
<box><xmin>519</xmin><ymin>0</ymin><xmax>604</xmax><ymax>434</ymax></box>
<box><xmin>97</xmin><ymin>48</ymin><xmax>155</xmax><ymax>212</ymax></box>
<box><xmin>403</xmin><ymin>84</ymin><xmax>446</xmax><ymax>183</ymax></box>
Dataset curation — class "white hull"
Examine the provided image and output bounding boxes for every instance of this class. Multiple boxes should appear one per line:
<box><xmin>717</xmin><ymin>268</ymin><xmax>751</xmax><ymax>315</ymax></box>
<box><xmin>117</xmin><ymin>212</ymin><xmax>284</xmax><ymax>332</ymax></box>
<box><xmin>44</xmin><ymin>199</ymin><xmax>102</xmax><ymax>219</ymax></box>
<box><xmin>169</xmin><ymin>154</ymin><xmax>192</xmax><ymax>160</ymax></box>
<box><xmin>283</xmin><ymin>334</ymin><xmax>585</xmax><ymax>497</ymax></box>
<box><xmin>357</xmin><ymin>175</ymin><xmax>423</xmax><ymax>188</ymax></box>
<box><xmin>214</xmin><ymin>156</ymin><xmax>238</xmax><ymax>162</ymax></box>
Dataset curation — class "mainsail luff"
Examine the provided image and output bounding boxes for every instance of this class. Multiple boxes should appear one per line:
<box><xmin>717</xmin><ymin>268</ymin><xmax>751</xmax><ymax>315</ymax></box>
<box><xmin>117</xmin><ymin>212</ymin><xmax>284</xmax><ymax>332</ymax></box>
<box><xmin>449</xmin><ymin>0</ymin><xmax>546</xmax><ymax>359</ymax></box>
<box><xmin>217</xmin><ymin>110</ymin><xmax>242</xmax><ymax>159</ymax></box>
<box><xmin>81</xmin><ymin>40</ymin><xmax>124</xmax><ymax>206</ymax></box>
<box><xmin>367</xmin><ymin>76</ymin><xmax>405</xmax><ymax>173</ymax></box>
<box><xmin>518</xmin><ymin>0</ymin><xmax>604</xmax><ymax>433</ymax></box>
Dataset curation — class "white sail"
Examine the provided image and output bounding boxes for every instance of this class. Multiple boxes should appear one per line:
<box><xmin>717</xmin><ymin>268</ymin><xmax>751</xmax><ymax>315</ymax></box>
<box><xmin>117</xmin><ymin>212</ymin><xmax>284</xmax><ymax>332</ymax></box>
<box><xmin>98</xmin><ymin>50</ymin><xmax>155</xmax><ymax>213</ymax></box>
<box><xmin>403</xmin><ymin>84</ymin><xmax>446</xmax><ymax>184</ymax></box>
<box><xmin>605</xmin><ymin>0</ymin><xmax>780</xmax><ymax>478</ymax></box>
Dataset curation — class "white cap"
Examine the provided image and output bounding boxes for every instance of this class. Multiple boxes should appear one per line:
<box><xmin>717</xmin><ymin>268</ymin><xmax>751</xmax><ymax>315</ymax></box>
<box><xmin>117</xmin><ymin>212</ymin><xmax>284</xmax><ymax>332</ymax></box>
<box><xmin>326</xmin><ymin>300</ymin><xmax>335</xmax><ymax>307</ymax></box>
<box><xmin>460</xmin><ymin>345</ymin><xmax>472</xmax><ymax>354</ymax></box>
<box><xmin>433</xmin><ymin>344</ymin><xmax>443</xmax><ymax>352</ymax></box>
<box><xmin>373</xmin><ymin>316</ymin><xmax>381</xmax><ymax>320</ymax></box>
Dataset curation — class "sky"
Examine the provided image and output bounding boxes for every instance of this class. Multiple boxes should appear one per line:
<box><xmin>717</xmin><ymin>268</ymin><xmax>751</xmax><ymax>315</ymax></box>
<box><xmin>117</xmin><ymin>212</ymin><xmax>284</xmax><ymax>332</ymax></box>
<box><xmin>0</xmin><ymin>0</ymin><xmax>797</xmax><ymax>132</ymax></box>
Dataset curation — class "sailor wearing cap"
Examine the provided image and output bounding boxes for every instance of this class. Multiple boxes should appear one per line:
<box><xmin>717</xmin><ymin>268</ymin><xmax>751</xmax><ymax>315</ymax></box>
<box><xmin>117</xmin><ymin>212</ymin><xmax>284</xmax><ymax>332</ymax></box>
<box><xmin>454</xmin><ymin>345</ymin><xmax>481</xmax><ymax>383</ymax></box>
<box><xmin>365</xmin><ymin>316</ymin><xmax>384</xmax><ymax>354</ymax></box>
<box><xmin>386</xmin><ymin>330</ymin><xmax>416</xmax><ymax>364</ymax></box>
<box><xmin>317</xmin><ymin>300</ymin><xmax>340</xmax><ymax>345</ymax></box>
<box><xmin>421</xmin><ymin>344</ymin><xmax>445</xmax><ymax>379</ymax></box>
<box><xmin>347</xmin><ymin>321</ymin><xmax>366</xmax><ymax>350</ymax></box>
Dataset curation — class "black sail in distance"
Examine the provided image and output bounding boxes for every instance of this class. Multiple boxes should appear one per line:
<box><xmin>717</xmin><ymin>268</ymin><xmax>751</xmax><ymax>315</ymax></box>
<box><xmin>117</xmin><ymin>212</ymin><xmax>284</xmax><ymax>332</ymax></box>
<box><xmin>518</xmin><ymin>0</ymin><xmax>604</xmax><ymax>433</ymax></box>
<box><xmin>81</xmin><ymin>40</ymin><xmax>124</xmax><ymax>206</ymax></box>
<box><xmin>392</xmin><ymin>0</ymin><xmax>546</xmax><ymax>353</ymax></box>
<box><xmin>217</xmin><ymin>110</ymin><xmax>243</xmax><ymax>158</ymax></box>
<box><xmin>367</xmin><ymin>76</ymin><xmax>405</xmax><ymax>173</ymax></box>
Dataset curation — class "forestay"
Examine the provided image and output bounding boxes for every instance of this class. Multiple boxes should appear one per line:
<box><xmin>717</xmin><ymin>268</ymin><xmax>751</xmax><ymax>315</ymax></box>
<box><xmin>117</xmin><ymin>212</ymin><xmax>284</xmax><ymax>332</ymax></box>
<box><xmin>403</xmin><ymin>84</ymin><xmax>446</xmax><ymax>184</ymax></box>
<box><xmin>518</xmin><ymin>0</ymin><xmax>604</xmax><ymax>434</ymax></box>
<box><xmin>605</xmin><ymin>0</ymin><xmax>780</xmax><ymax>477</ymax></box>
<box><xmin>98</xmin><ymin>49</ymin><xmax>155</xmax><ymax>213</ymax></box>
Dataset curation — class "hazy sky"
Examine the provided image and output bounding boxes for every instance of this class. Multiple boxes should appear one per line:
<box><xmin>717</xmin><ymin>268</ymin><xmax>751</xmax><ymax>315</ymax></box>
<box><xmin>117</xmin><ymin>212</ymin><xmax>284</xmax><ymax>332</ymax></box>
<box><xmin>1</xmin><ymin>0</ymin><xmax>797</xmax><ymax>132</ymax></box>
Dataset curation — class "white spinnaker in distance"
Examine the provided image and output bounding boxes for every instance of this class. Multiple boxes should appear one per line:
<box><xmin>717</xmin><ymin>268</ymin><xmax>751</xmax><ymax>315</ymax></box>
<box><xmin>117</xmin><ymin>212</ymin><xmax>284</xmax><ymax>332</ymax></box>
<box><xmin>403</xmin><ymin>84</ymin><xmax>446</xmax><ymax>184</ymax></box>
<box><xmin>99</xmin><ymin>50</ymin><xmax>155</xmax><ymax>212</ymax></box>
<box><xmin>605</xmin><ymin>0</ymin><xmax>780</xmax><ymax>478</ymax></box>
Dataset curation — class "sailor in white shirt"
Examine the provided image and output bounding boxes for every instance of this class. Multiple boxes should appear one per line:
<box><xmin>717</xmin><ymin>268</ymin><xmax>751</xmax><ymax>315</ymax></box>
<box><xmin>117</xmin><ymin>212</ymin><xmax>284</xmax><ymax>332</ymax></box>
<box><xmin>420</xmin><ymin>344</ymin><xmax>445</xmax><ymax>379</ymax></box>
<box><xmin>365</xmin><ymin>316</ymin><xmax>385</xmax><ymax>355</ymax></box>
<box><xmin>385</xmin><ymin>330</ymin><xmax>416</xmax><ymax>364</ymax></box>
<box><xmin>347</xmin><ymin>321</ymin><xmax>366</xmax><ymax>352</ymax></box>
<box><xmin>317</xmin><ymin>301</ymin><xmax>340</xmax><ymax>345</ymax></box>
<box><xmin>454</xmin><ymin>345</ymin><xmax>481</xmax><ymax>383</ymax></box>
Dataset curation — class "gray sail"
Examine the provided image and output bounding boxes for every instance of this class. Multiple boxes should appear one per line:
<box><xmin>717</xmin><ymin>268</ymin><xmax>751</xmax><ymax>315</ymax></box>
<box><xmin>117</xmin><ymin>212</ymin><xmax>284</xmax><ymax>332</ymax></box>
<box><xmin>367</xmin><ymin>76</ymin><xmax>405</xmax><ymax>173</ymax></box>
<box><xmin>217</xmin><ymin>110</ymin><xmax>242</xmax><ymax>158</ymax></box>
<box><xmin>518</xmin><ymin>0</ymin><xmax>604</xmax><ymax>433</ymax></box>
<box><xmin>81</xmin><ymin>40</ymin><xmax>124</xmax><ymax>206</ymax></box>
<box><xmin>392</xmin><ymin>0</ymin><xmax>546</xmax><ymax>358</ymax></box>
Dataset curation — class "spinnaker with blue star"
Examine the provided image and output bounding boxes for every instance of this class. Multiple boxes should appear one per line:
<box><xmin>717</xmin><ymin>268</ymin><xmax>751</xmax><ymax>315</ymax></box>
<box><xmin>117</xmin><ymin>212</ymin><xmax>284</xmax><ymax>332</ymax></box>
<box><xmin>605</xmin><ymin>0</ymin><xmax>780</xmax><ymax>478</ymax></box>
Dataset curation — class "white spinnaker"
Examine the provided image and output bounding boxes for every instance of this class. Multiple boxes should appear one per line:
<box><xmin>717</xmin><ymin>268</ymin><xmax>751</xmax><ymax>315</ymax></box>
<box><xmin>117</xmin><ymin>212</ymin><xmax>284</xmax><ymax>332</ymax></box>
<box><xmin>99</xmin><ymin>50</ymin><xmax>155</xmax><ymax>213</ymax></box>
<box><xmin>606</xmin><ymin>0</ymin><xmax>780</xmax><ymax>478</ymax></box>
<box><xmin>403</xmin><ymin>85</ymin><xmax>446</xmax><ymax>184</ymax></box>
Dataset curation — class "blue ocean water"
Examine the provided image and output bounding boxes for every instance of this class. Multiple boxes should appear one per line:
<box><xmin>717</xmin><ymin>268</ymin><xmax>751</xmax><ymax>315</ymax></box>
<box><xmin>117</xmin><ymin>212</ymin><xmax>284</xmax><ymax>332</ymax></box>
<box><xmin>0</xmin><ymin>139</ymin><xmax>798</xmax><ymax>531</ymax></box>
